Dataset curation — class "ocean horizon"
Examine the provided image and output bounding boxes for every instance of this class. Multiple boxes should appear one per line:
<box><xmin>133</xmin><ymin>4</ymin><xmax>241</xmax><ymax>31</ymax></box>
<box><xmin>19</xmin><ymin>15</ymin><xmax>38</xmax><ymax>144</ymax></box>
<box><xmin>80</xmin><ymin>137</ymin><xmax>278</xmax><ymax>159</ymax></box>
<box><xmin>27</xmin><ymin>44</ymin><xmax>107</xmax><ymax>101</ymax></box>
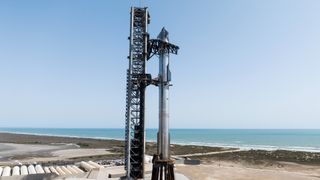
<box><xmin>0</xmin><ymin>128</ymin><xmax>320</xmax><ymax>152</ymax></box>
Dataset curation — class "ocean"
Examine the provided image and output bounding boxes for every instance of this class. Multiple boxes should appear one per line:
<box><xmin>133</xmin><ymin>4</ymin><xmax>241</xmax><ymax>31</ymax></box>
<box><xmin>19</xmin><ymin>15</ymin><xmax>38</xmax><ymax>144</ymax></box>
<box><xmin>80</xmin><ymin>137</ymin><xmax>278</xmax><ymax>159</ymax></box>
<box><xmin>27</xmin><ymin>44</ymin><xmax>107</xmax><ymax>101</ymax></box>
<box><xmin>0</xmin><ymin>128</ymin><xmax>319</xmax><ymax>152</ymax></box>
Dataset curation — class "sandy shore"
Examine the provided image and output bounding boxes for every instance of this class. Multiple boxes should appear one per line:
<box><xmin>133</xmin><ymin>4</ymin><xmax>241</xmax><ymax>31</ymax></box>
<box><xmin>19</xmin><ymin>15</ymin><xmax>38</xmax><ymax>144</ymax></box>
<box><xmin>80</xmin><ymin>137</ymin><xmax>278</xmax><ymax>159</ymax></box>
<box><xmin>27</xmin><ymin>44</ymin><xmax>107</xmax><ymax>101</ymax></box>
<box><xmin>176</xmin><ymin>162</ymin><xmax>320</xmax><ymax>180</ymax></box>
<box><xmin>0</xmin><ymin>143</ymin><xmax>114</xmax><ymax>165</ymax></box>
<box><xmin>0</xmin><ymin>132</ymin><xmax>320</xmax><ymax>179</ymax></box>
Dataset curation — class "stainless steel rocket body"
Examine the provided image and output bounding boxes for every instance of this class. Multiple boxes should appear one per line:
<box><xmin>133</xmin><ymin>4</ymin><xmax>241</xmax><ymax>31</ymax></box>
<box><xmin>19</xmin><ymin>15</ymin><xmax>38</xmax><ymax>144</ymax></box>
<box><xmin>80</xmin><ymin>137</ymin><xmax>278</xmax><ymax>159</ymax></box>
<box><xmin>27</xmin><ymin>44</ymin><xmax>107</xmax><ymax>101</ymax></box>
<box><xmin>158</xmin><ymin>28</ymin><xmax>170</xmax><ymax>160</ymax></box>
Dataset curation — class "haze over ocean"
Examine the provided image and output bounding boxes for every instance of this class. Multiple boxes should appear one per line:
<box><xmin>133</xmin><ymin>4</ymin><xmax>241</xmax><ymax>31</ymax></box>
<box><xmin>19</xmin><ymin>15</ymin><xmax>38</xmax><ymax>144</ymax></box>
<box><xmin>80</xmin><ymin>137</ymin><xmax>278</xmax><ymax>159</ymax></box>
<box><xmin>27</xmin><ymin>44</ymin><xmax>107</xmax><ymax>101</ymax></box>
<box><xmin>1</xmin><ymin>128</ymin><xmax>320</xmax><ymax>152</ymax></box>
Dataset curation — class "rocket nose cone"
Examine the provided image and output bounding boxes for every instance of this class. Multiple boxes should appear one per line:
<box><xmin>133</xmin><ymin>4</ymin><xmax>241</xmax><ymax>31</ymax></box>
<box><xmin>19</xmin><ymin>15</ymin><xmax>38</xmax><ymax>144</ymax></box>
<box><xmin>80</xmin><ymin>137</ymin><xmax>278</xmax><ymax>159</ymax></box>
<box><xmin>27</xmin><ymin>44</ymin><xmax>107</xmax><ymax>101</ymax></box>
<box><xmin>157</xmin><ymin>27</ymin><xmax>169</xmax><ymax>42</ymax></box>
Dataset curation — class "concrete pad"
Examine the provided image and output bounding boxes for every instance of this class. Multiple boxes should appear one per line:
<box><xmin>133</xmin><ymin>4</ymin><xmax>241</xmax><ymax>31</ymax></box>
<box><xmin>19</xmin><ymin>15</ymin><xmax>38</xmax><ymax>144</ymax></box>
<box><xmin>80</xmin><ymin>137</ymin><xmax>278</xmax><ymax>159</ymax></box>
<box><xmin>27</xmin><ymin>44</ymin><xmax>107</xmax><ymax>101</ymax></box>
<box><xmin>175</xmin><ymin>173</ymin><xmax>190</xmax><ymax>180</ymax></box>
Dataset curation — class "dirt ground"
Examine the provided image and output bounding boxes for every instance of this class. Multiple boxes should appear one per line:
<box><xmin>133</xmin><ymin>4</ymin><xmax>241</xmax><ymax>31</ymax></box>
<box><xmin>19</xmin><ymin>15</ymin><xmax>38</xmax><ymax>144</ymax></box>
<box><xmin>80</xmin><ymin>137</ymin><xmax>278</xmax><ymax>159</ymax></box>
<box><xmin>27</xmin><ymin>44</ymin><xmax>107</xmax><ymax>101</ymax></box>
<box><xmin>176</xmin><ymin>161</ymin><xmax>320</xmax><ymax>180</ymax></box>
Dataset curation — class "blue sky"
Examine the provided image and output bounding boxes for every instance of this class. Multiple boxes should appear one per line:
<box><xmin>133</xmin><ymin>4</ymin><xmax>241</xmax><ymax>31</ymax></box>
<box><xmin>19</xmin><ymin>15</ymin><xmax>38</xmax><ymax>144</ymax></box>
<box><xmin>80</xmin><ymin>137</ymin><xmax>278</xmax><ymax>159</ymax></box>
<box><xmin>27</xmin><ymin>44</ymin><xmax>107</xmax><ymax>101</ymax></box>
<box><xmin>0</xmin><ymin>0</ymin><xmax>319</xmax><ymax>128</ymax></box>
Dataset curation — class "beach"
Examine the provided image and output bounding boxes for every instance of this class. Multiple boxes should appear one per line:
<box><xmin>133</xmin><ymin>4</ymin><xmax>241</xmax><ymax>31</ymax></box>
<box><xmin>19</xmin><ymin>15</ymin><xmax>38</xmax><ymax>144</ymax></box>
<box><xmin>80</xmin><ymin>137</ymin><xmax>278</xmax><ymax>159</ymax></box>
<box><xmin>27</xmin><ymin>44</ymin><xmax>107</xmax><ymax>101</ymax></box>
<box><xmin>0</xmin><ymin>132</ymin><xmax>320</xmax><ymax>179</ymax></box>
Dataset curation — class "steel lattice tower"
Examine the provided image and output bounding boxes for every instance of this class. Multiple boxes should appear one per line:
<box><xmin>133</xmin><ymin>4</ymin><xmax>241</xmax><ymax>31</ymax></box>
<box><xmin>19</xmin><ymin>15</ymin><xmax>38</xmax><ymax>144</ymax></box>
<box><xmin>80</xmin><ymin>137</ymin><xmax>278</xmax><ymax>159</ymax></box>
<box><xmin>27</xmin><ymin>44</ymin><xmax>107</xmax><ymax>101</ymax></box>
<box><xmin>125</xmin><ymin>7</ymin><xmax>149</xmax><ymax>179</ymax></box>
<box><xmin>125</xmin><ymin>6</ymin><xmax>179</xmax><ymax>180</ymax></box>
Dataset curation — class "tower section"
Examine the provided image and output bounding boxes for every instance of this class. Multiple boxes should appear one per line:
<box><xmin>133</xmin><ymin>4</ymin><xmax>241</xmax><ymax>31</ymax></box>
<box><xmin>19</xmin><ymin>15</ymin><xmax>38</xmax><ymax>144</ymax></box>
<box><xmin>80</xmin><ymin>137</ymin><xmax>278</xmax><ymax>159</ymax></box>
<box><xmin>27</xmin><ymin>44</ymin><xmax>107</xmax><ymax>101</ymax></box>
<box><xmin>124</xmin><ymin>7</ymin><xmax>150</xmax><ymax>179</ymax></box>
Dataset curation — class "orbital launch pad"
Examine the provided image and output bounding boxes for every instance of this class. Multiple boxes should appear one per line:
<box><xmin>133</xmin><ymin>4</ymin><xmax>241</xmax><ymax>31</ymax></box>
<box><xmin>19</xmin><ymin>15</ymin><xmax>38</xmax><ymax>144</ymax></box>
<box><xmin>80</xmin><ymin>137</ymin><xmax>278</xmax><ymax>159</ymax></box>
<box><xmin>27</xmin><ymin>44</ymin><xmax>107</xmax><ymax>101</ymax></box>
<box><xmin>124</xmin><ymin>7</ymin><xmax>179</xmax><ymax>180</ymax></box>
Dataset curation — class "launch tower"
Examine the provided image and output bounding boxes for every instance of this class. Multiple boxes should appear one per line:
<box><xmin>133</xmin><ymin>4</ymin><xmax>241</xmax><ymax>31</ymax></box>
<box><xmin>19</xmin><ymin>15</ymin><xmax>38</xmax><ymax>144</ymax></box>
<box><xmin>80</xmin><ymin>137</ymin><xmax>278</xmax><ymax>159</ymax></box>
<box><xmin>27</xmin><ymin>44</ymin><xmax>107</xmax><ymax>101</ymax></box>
<box><xmin>125</xmin><ymin>7</ymin><xmax>149</xmax><ymax>179</ymax></box>
<box><xmin>125</xmin><ymin>7</ymin><xmax>179</xmax><ymax>180</ymax></box>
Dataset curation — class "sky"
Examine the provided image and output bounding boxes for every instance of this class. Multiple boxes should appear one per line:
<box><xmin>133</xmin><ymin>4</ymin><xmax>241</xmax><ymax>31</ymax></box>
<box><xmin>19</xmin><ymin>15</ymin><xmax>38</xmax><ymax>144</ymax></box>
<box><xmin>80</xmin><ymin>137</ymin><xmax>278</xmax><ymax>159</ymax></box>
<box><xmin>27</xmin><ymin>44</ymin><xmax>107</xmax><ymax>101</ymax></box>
<box><xmin>0</xmin><ymin>0</ymin><xmax>319</xmax><ymax>128</ymax></box>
